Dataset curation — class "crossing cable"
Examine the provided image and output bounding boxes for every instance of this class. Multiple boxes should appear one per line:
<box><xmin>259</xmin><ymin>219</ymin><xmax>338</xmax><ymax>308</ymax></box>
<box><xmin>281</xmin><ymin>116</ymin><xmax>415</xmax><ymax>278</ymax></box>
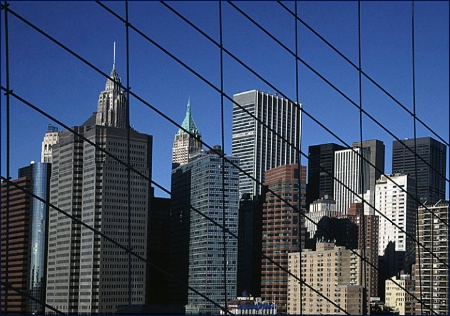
<box><xmin>226</xmin><ymin>1</ymin><xmax>450</xmax><ymax>227</ymax></box>
<box><xmin>0</xmin><ymin>2</ymin><xmax>442</xmax><ymax>314</ymax></box>
<box><xmin>357</xmin><ymin>2</ymin><xmax>369</xmax><ymax>313</ymax></box>
<box><xmin>277</xmin><ymin>1</ymin><xmax>449</xmax><ymax>148</ymax></box>
<box><xmin>1</xmin><ymin>1</ymin><xmax>11</xmax><ymax>313</ymax></box>
<box><xmin>158</xmin><ymin>0</ymin><xmax>449</xmax><ymax>232</ymax></box>
<box><xmin>0</xmin><ymin>175</ymin><xmax>233</xmax><ymax>315</ymax></box>
<box><xmin>411</xmin><ymin>1</ymin><xmax>423</xmax><ymax>314</ymax></box>
<box><xmin>218</xmin><ymin>0</ymin><xmax>229</xmax><ymax>313</ymax></box>
<box><xmin>154</xmin><ymin>0</ymin><xmax>450</xmax><ymax>260</ymax></box>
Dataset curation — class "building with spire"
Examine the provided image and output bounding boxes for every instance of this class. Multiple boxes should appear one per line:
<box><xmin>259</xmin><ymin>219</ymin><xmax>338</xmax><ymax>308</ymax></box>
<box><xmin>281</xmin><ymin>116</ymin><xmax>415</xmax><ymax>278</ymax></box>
<box><xmin>172</xmin><ymin>98</ymin><xmax>202</xmax><ymax>167</ymax></box>
<box><xmin>45</xmin><ymin>47</ymin><xmax>152</xmax><ymax>314</ymax></box>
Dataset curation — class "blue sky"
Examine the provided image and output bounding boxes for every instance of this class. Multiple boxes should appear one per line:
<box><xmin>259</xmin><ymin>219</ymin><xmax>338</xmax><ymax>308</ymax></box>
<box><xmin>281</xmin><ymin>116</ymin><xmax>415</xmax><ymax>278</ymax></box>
<box><xmin>1</xmin><ymin>1</ymin><xmax>448</xmax><ymax>198</ymax></box>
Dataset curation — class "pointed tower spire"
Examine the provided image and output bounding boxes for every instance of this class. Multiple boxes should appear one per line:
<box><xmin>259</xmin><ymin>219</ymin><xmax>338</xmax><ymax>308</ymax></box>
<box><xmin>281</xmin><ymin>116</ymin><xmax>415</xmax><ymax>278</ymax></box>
<box><xmin>113</xmin><ymin>41</ymin><xmax>116</xmax><ymax>70</ymax></box>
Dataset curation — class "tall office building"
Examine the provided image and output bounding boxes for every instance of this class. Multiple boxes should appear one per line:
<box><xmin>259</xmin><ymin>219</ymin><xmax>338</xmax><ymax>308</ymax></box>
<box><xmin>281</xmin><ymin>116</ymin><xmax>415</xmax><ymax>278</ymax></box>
<box><xmin>232</xmin><ymin>90</ymin><xmax>301</xmax><ymax>197</ymax></box>
<box><xmin>334</xmin><ymin>147</ymin><xmax>371</xmax><ymax>214</ymax></box>
<box><xmin>1</xmin><ymin>177</ymin><xmax>32</xmax><ymax>314</ymax></box>
<box><xmin>305</xmin><ymin>195</ymin><xmax>338</xmax><ymax>239</ymax></box>
<box><xmin>41</xmin><ymin>124</ymin><xmax>59</xmax><ymax>163</ymax></box>
<box><xmin>170</xmin><ymin>147</ymin><xmax>239</xmax><ymax>315</ymax></box>
<box><xmin>353</xmin><ymin>139</ymin><xmax>385</xmax><ymax>211</ymax></box>
<box><xmin>288</xmin><ymin>242</ymin><xmax>365</xmax><ymax>315</ymax></box>
<box><xmin>260</xmin><ymin>164</ymin><xmax>305</xmax><ymax>314</ymax></box>
<box><xmin>45</xmin><ymin>61</ymin><xmax>153</xmax><ymax>314</ymax></box>
<box><xmin>375</xmin><ymin>174</ymin><xmax>416</xmax><ymax>274</ymax></box>
<box><xmin>414</xmin><ymin>200</ymin><xmax>448</xmax><ymax>315</ymax></box>
<box><xmin>306</xmin><ymin>143</ymin><xmax>345</xmax><ymax>207</ymax></box>
<box><xmin>172</xmin><ymin>98</ymin><xmax>202</xmax><ymax>167</ymax></box>
<box><xmin>392</xmin><ymin>137</ymin><xmax>446</xmax><ymax>204</ymax></box>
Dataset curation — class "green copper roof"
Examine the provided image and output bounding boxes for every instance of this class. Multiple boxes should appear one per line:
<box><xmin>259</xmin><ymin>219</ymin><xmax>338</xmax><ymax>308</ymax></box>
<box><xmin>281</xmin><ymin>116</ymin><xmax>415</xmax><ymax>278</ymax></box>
<box><xmin>177</xmin><ymin>97</ymin><xmax>200</xmax><ymax>136</ymax></box>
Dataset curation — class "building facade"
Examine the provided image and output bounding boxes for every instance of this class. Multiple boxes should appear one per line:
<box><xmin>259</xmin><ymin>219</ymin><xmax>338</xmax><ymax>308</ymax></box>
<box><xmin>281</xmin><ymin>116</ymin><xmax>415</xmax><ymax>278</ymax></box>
<box><xmin>334</xmin><ymin>147</ymin><xmax>371</xmax><ymax>214</ymax></box>
<box><xmin>392</xmin><ymin>137</ymin><xmax>446</xmax><ymax>204</ymax></box>
<box><xmin>306</xmin><ymin>143</ymin><xmax>345</xmax><ymax>208</ymax></box>
<box><xmin>171</xmin><ymin>148</ymin><xmax>240</xmax><ymax>315</ymax></box>
<box><xmin>260</xmin><ymin>164</ymin><xmax>305</xmax><ymax>314</ymax></box>
<box><xmin>414</xmin><ymin>200</ymin><xmax>448</xmax><ymax>315</ymax></box>
<box><xmin>305</xmin><ymin>195</ymin><xmax>338</xmax><ymax>239</ymax></box>
<box><xmin>375</xmin><ymin>174</ymin><xmax>416</xmax><ymax>274</ymax></box>
<box><xmin>41</xmin><ymin>124</ymin><xmax>59</xmax><ymax>163</ymax></box>
<box><xmin>288</xmin><ymin>242</ymin><xmax>365</xmax><ymax>315</ymax></box>
<box><xmin>232</xmin><ymin>90</ymin><xmax>301</xmax><ymax>197</ymax></box>
<box><xmin>172</xmin><ymin>98</ymin><xmax>202</xmax><ymax>167</ymax></box>
<box><xmin>45</xmin><ymin>63</ymin><xmax>153</xmax><ymax>314</ymax></box>
<box><xmin>385</xmin><ymin>273</ymin><xmax>415</xmax><ymax>315</ymax></box>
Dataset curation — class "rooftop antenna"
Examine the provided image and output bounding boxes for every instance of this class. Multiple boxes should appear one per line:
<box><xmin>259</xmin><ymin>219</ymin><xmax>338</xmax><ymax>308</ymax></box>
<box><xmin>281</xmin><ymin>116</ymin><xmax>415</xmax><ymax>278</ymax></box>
<box><xmin>113</xmin><ymin>41</ymin><xmax>116</xmax><ymax>70</ymax></box>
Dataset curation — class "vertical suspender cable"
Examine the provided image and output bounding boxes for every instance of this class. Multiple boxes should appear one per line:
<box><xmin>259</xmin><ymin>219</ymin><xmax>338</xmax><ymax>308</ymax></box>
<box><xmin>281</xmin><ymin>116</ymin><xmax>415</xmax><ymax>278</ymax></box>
<box><xmin>411</xmin><ymin>1</ymin><xmax>423</xmax><ymax>314</ymax></box>
<box><xmin>2</xmin><ymin>1</ymin><xmax>11</xmax><ymax>313</ymax></box>
<box><xmin>219</xmin><ymin>1</ymin><xmax>228</xmax><ymax>313</ymax></box>
<box><xmin>357</xmin><ymin>2</ymin><xmax>368</xmax><ymax>314</ymax></box>
<box><xmin>294</xmin><ymin>2</ymin><xmax>303</xmax><ymax>314</ymax></box>
<box><xmin>125</xmin><ymin>0</ymin><xmax>132</xmax><ymax>306</ymax></box>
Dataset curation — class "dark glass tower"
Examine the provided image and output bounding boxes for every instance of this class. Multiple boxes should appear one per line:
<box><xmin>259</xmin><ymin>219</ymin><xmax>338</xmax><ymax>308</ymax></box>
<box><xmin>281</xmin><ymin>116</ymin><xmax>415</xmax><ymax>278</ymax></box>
<box><xmin>306</xmin><ymin>143</ymin><xmax>345</xmax><ymax>208</ymax></box>
<box><xmin>392</xmin><ymin>137</ymin><xmax>446</xmax><ymax>204</ymax></box>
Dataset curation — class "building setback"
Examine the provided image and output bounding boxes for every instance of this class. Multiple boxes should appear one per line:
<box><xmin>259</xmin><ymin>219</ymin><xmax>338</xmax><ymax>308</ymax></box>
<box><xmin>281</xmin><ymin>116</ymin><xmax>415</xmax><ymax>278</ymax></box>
<box><xmin>414</xmin><ymin>200</ymin><xmax>448</xmax><ymax>315</ymax></box>
<box><xmin>392</xmin><ymin>137</ymin><xmax>446</xmax><ymax>204</ymax></box>
<box><xmin>170</xmin><ymin>147</ymin><xmax>240</xmax><ymax>315</ymax></box>
<box><xmin>232</xmin><ymin>90</ymin><xmax>301</xmax><ymax>197</ymax></box>
<box><xmin>45</xmin><ymin>61</ymin><xmax>153</xmax><ymax>314</ymax></box>
<box><xmin>260</xmin><ymin>164</ymin><xmax>305</xmax><ymax>314</ymax></box>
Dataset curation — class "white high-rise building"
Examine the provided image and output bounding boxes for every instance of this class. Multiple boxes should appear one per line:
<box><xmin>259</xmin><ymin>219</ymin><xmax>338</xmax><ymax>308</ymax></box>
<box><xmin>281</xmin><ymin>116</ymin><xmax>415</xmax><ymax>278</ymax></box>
<box><xmin>172</xmin><ymin>98</ymin><xmax>202</xmax><ymax>167</ymax></box>
<box><xmin>334</xmin><ymin>147</ymin><xmax>371</xmax><ymax>214</ymax></box>
<box><xmin>41</xmin><ymin>124</ymin><xmax>59</xmax><ymax>163</ymax></box>
<box><xmin>45</xmin><ymin>57</ymin><xmax>152</xmax><ymax>314</ymax></box>
<box><xmin>305</xmin><ymin>195</ymin><xmax>338</xmax><ymax>238</ymax></box>
<box><xmin>231</xmin><ymin>90</ymin><xmax>301</xmax><ymax>197</ymax></box>
<box><xmin>375</xmin><ymin>174</ymin><xmax>416</xmax><ymax>272</ymax></box>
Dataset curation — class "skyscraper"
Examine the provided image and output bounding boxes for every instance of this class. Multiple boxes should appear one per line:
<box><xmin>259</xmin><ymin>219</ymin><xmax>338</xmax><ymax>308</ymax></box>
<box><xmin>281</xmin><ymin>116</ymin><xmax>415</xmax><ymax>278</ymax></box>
<box><xmin>414</xmin><ymin>200</ymin><xmax>448</xmax><ymax>315</ymax></box>
<box><xmin>232</xmin><ymin>90</ymin><xmax>301</xmax><ymax>197</ymax></box>
<box><xmin>375</xmin><ymin>174</ymin><xmax>416</xmax><ymax>275</ymax></box>
<box><xmin>45</xmin><ymin>60</ymin><xmax>153</xmax><ymax>314</ymax></box>
<box><xmin>260</xmin><ymin>164</ymin><xmax>305</xmax><ymax>314</ymax></box>
<box><xmin>334</xmin><ymin>147</ymin><xmax>371</xmax><ymax>214</ymax></box>
<box><xmin>306</xmin><ymin>143</ymin><xmax>345</xmax><ymax>207</ymax></box>
<box><xmin>172</xmin><ymin>98</ymin><xmax>202</xmax><ymax>167</ymax></box>
<box><xmin>170</xmin><ymin>147</ymin><xmax>239</xmax><ymax>315</ymax></box>
<box><xmin>41</xmin><ymin>124</ymin><xmax>59</xmax><ymax>163</ymax></box>
<box><xmin>392</xmin><ymin>137</ymin><xmax>446</xmax><ymax>204</ymax></box>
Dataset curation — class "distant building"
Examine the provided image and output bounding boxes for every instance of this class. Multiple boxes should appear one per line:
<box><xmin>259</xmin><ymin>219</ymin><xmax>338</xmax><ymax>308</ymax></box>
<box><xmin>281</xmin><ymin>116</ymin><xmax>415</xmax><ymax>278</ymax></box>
<box><xmin>170</xmin><ymin>147</ymin><xmax>240</xmax><ymax>315</ymax></box>
<box><xmin>414</xmin><ymin>200</ymin><xmax>448</xmax><ymax>315</ymax></box>
<box><xmin>221</xmin><ymin>296</ymin><xmax>277</xmax><ymax>315</ymax></box>
<box><xmin>334</xmin><ymin>147</ymin><xmax>371</xmax><ymax>214</ymax></box>
<box><xmin>288</xmin><ymin>242</ymin><xmax>366</xmax><ymax>315</ymax></box>
<box><xmin>171</xmin><ymin>98</ymin><xmax>202</xmax><ymax>167</ymax></box>
<box><xmin>41</xmin><ymin>124</ymin><xmax>59</xmax><ymax>163</ymax></box>
<box><xmin>376</xmin><ymin>174</ymin><xmax>416</xmax><ymax>276</ymax></box>
<box><xmin>385</xmin><ymin>273</ymin><xmax>415</xmax><ymax>315</ymax></box>
<box><xmin>260</xmin><ymin>164</ymin><xmax>305</xmax><ymax>314</ymax></box>
<box><xmin>232</xmin><ymin>90</ymin><xmax>301</xmax><ymax>197</ymax></box>
<box><xmin>306</xmin><ymin>143</ymin><xmax>345</xmax><ymax>207</ymax></box>
<box><xmin>305</xmin><ymin>195</ymin><xmax>338</xmax><ymax>239</ymax></box>
<box><xmin>392</xmin><ymin>137</ymin><xmax>446</xmax><ymax>204</ymax></box>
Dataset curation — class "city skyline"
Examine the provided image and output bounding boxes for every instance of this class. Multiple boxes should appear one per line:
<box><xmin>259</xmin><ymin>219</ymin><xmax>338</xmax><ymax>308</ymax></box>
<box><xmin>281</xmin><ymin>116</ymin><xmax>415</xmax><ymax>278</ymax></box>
<box><xmin>1</xmin><ymin>1</ymin><xmax>448</xmax><ymax>199</ymax></box>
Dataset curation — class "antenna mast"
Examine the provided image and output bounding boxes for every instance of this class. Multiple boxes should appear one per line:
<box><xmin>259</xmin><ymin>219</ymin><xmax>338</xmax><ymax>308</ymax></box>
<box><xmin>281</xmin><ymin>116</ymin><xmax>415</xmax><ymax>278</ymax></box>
<box><xmin>113</xmin><ymin>41</ymin><xmax>116</xmax><ymax>70</ymax></box>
